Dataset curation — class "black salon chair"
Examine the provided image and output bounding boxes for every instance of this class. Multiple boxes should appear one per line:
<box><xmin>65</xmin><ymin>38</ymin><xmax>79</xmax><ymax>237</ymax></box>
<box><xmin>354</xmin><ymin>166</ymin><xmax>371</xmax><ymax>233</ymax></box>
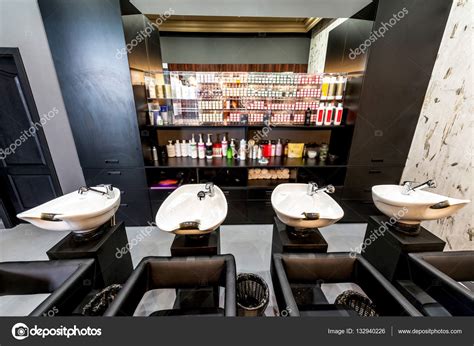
<box><xmin>0</xmin><ymin>259</ymin><xmax>95</xmax><ymax>316</ymax></box>
<box><xmin>395</xmin><ymin>251</ymin><xmax>474</xmax><ymax>316</ymax></box>
<box><xmin>104</xmin><ymin>255</ymin><xmax>236</xmax><ymax>316</ymax></box>
<box><xmin>273</xmin><ymin>253</ymin><xmax>421</xmax><ymax>316</ymax></box>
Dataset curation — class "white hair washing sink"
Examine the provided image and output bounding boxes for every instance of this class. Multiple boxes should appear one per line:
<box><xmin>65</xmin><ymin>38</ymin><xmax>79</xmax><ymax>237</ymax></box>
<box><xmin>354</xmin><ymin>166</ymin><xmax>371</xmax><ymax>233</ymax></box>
<box><xmin>17</xmin><ymin>185</ymin><xmax>121</xmax><ymax>235</ymax></box>
<box><xmin>155</xmin><ymin>183</ymin><xmax>228</xmax><ymax>235</ymax></box>
<box><xmin>372</xmin><ymin>183</ymin><xmax>470</xmax><ymax>226</ymax></box>
<box><xmin>271</xmin><ymin>183</ymin><xmax>344</xmax><ymax>229</ymax></box>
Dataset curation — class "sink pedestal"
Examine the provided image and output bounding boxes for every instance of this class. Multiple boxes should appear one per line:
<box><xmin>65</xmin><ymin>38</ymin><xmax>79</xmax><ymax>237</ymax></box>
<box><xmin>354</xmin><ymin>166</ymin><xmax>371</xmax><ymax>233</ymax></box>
<box><xmin>170</xmin><ymin>228</ymin><xmax>220</xmax><ymax>256</ymax></box>
<box><xmin>272</xmin><ymin>217</ymin><xmax>328</xmax><ymax>254</ymax></box>
<box><xmin>361</xmin><ymin>216</ymin><xmax>445</xmax><ymax>281</ymax></box>
<box><xmin>169</xmin><ymin>229</ymin><xmax>221</xmax><ymax>310</ymax></box>
<box><xmin>47</xmin><ymin>221</ymin><xmax>133</xmax><ymax>287</ymax></box>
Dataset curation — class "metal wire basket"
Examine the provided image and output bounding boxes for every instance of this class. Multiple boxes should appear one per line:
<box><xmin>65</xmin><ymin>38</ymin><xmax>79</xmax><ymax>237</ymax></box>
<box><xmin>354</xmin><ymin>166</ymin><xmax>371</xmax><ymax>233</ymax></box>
<box><xmin>236</xmin><ymin>273</ymin><xmax>269</xmax><ymax>317</ymax></box>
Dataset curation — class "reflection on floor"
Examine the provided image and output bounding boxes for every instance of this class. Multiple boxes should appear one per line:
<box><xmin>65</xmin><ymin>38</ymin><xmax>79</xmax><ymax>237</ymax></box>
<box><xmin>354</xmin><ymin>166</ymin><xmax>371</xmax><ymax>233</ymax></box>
<box><xmin>0</xmin><ymin>223</ymin><xmax>367</xmax><ymax>316</ymax></box>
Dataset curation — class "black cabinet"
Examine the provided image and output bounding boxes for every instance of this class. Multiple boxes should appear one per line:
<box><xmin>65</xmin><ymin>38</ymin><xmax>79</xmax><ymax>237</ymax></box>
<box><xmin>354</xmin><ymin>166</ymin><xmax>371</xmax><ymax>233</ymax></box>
<box><xmin>343</xmin><ymin>165</ymin><xmax>404</xmax><ymax>201</ymax></box>
<box><xmin>342</xmin><ymin>0</ymin><xmax>452</xmax><ymax>204</ymax></box>
<box><xmin>38</xmin><ymin>0</ymin><xmax>151</xmax><ymax>225</ymax></box>
<box><xmin>39</xmin><ymin>0</ymin><xmax>144</xmax><ymax>170</ymax></box>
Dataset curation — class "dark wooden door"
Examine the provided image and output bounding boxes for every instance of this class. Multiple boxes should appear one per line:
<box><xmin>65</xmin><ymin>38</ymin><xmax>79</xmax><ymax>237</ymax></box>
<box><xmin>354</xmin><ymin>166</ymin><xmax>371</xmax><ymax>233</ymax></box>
<box><xmin>0</xmin><ymin>48</ymin><xmax>61</xmax><ymax>227</ymax></box>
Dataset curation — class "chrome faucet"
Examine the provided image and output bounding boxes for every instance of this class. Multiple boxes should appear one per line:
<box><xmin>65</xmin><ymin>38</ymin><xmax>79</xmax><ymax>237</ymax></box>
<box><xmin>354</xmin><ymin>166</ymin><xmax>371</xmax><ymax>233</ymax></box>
<box><xmin>78</xmin><ymin>184</ymin><xmax>115</xmax><ymax>199</ymax></box>
<box><xmin>307</xmin><ymin>182</ymin><xmax>335</xmax><ymax>196</ymax></box>
<box><xmin>402</xmin><ymin>179</ymin><xmax>436</xmax><ymax>195</ymax></box>
<box><xmin>197</xmin><ymin>182</ymin><xmax>215</xmax><ymax>200</ymax></box>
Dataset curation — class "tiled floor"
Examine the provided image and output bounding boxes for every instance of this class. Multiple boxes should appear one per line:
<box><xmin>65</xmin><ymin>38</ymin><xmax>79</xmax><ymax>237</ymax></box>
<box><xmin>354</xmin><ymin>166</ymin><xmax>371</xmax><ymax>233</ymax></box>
<box><xmin>0</xmin><ymin>222</ymin><xmax>367</xmax><ymax>316</ymax></box>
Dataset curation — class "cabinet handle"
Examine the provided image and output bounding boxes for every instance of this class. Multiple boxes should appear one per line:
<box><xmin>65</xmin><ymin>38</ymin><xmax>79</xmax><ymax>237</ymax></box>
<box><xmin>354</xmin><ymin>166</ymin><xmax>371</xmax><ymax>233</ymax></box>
<box><xmin>265</xmin><ymin>190</ymin><xmax>273</xmax><ymax>195</ymax></box>
<box><xmin>223</xmin><ymin>191</ymin><xmax>230</xmax><ymax>195</ymax></box>
<box><xmin>105</xmin><ymin>159</ymin><xmax>119</xmax><ymax>164</ymax></box>
<box><xmin>107</xmin><ymin>171</ymin><xmax>121</xmax><ymax>175</ymax></box>
<box><xmin>368</xmin><ymin>170</ymin><xmax>382</xmax><ymax>174</ymax></box>
<box><xmin>120</xmin><ymin>203</ymin><xmax>129</xmax><ymax>207</ymax></box>
<box><xmin>265</xmin><ymin>201</ymin><xmax>272</xmax><ymax>206</ymax></box>
<box><xmin>371</xmin><ymin>158</ymin><xmax>384</xmax><ymax>163</ymax></box>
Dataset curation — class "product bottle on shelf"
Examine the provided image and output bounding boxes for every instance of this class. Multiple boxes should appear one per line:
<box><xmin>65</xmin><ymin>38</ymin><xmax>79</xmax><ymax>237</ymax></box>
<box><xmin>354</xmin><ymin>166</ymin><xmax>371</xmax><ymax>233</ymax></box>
<box><xmin>324</xmin><ymin>103</ymin><xmax>334</xmax><ymax>126</ymax></box>
<box><xmin>180</xmin><ymin>139</ymin><xmax>188</xmax><ymax>157</ymax></box>
<box><xmin>198</xmin><ymin>134</ymin><xmax>206</xmax><ymax>159</ymax></box>
<box><xmin>321</xmin><ymin>76</ymin><xmax>330</xmax><ymax>100</ymax></box>
<box><xmin>276</xmin><ymin>138</ymin><xmax>282</xmax><ymax>157</ymax></box>
<box><xmin>213</xmin><ymin>134</ymin><xmax>222</xmax><ymax>157</ymax></box>
<box><xmin>327</xmin><ymin>76</ymin><xmax>336</xmax><ymax>100</ymax></box>
<box><xmin>271</xmin><ymin>140</ymin><xmax>276</xmax><ymax>157</ymax></box>
<box><xmin>166</xmin><ymin>140</ymin><xmax>176</xmax><ymax>158</ymax></box>
<box><xmin>304</xmin><ymin>108</ymin><xmax>312</xmax><ymax>126</ymax></box>
<box><xmin>335</xmin><ymin>76</ymin><xmax>345</xmax><ymax>100</ymax></box>
<box><xmin>239</xmin><ymin>139</ymin><xmax>247</xmax><ymax>161</ymax></box>
<box><xmin>257</xmin><ymin>144</ymin><xmax>263</xmax><ymax>159</ymax></box>
<box><xmin>283</xmin><ymin>139</ymin><xmax>289</xmax><ymax>157</ymax></box>
<box><xmin>316</xmin><ymin>103</ymin><xmax>325</xmax><ymax>126</ymax></box>
<box><xmin>206</xmin><ymin>134</ymin><xmax>213</xmax><ymax>160</ymax></box>
<box><xmin>334</xmin><ymin>103</ymin><xmax>344</xmax><ymax>126</ymax></box>
<box><xmin>227</xmin><ymin>139</ymin><xmax>235</xmax><ymax>159</ymax></box>
<box><xmin>221</xmin><ymin>134</ymin><xmax>228</xmax><ymax>157</ymax></box>
<box><xmin>175</xmin><ymin>139</ymin><xmax>182</xmax><ymax>157</ymax></box>
<box><xmin>190</xmin><ymin>134</ymin><xmax>198</xmax><ymax>159</ymax></box>
<box><xmin>152</xmin><ymin>146</ymin><xmax>158</xmax><ymax>161</ymax></box>
<box><xmin>252</xmin><ymin>141</ymin><xmax>259</xmax><ymax>159</ymax></box>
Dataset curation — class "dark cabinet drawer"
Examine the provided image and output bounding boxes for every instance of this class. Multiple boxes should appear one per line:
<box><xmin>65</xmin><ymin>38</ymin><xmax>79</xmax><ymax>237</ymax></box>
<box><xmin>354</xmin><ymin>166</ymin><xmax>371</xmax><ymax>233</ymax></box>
<box><xmin>83</xmin><ymin>168</ymin><xmax>147</xmax><ymax>191</ymax></box>
<box><xmin>221</xmin><ymin>188</ymin><xmax>246</xmax><ymax>201</ymax></box>
<box><xmin>150</xmin><ymin>199</ymin><xmax>164</xmax><ymax>217</ymax></box>
<box><xmin>349</xmin><ymin>131</ymin><xmax>413</xmax><ymax>166</ymax></box>
<box><xmin>116</xmin><ymin>189</ymin><xmax>152</xmax><ymax>226</ymax></box>
<box><xmin>149</xmin><ymin>189</ymin><xmax>175</xmax><ymax>201</ymax></box>
<box><xmin>247</xmin><ymin>200</ymin><xmax>275</xmax><ymax>224</ymax></box>
<box><xmin>223</xmin><ymin>200</ymin><xmax>248</xmax><ymax>224</ymax></box>
<box><xmin>247</xmin><ymin>189</ymin><xmax>273</xmax><ymax>200</ymax></box>
<box><xmin>342</xmin><ymin>165</ymin><xmax>404</xmax><ymax>200</ymax></box>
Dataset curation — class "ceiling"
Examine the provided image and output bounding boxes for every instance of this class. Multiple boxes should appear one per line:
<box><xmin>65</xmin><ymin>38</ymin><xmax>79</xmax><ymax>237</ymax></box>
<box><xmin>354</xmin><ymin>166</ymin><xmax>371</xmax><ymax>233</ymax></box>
<box><xmin>132</xmin><ymin>0</ymin><xmax>372</xmax><ymax>19</ymax></box>
<box><xmin>147</xmin><ymin>15</ymin><xmax>321</xmax><ymax>33</ymax></box>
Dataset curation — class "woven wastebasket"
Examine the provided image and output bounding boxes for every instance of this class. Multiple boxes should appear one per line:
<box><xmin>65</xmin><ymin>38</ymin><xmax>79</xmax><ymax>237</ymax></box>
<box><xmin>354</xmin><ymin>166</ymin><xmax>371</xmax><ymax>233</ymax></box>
<box><xmin>236</xmin><ymin>273</ymin><xmax>269</xmax><ymax>316</ymax></box>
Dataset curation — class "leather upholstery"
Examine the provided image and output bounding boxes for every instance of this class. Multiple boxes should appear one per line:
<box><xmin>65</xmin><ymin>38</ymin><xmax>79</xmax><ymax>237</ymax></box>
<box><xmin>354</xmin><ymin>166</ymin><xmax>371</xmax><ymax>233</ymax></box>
<box><xmin>273</xmin><ymin>253</ymin><xmax>421</xmax><ymax>316</ymax></box>
<box><xmin>0</xmin><ymin>259</ymin><xmax>95</xmax><ymax>316</ymax></box>
<box><xmin>408</xmin><ymin>251</ymin><xmax>474</xmax><ymax>316</ymax></box>
<box><xmin>104</xmin><ymin>255</ymin><xmax>237</xmax><ymax>316</ymax></box>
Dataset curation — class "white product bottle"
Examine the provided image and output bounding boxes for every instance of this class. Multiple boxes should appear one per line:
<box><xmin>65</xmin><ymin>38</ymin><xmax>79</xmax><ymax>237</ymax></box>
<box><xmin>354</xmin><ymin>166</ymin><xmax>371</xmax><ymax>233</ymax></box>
<box><xmin>190</xmin><ymin>134</ymin><xmax>198</xmax><ymax>159</ymax></box>
<box><xmin>180</xmin><ymin>140</ymin><xmax>188</xmax><ymax>157</ymax></box>
<box><xmin>276</xmin><ymin>138</ymin><xmax>282</xmax><ymax>157</ymax></box>
<box><xmin>221</xmin><ymin>134</ymin><xmax>228</xmax><ymax>158</ymax></box>
<box><xmin>334</xmin><ymin>103</ymin><xmax>344</xmax><ymax>125</ymax></box>
<box><xmin>198</xmin><ymin>134</ymin><xmax>206</xmax><ymax>159</ymax></box>
<box><xmin>324</xmin><ymin>103</ymin><xmax>334</xmax><ymax>126</ymax></box>
<box><xmin>206</xmin><ymin>134</ymin><xmax>213</xmax><ymax>160</ymax></box>
<box><xmin>187</xmin><ymin>138</ymin><xmax>192</xmax><ymax>157</ymax></box>
<box><xmin>166</xmin><ymin>140</ymin><xmax>176</xmax><ymax>158</ymax></box>
<box><xmin>239</xmin><ymin>139</ymin><xmax>246</xmax><ymax>161</ymax></box>
<box><xmin>316</xmin><ymin>103</ymin><xmax>325</xmax><ymax>126</ymax></box>
<box><xmin>175</xmin><ymin>140</ymin><xmax>182</xmax><ymax>157</ymax></box>
<box><xmin>152</xmin><ymin>146</ymin><xmax>158</xmax><ymax>161</ymax></box>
